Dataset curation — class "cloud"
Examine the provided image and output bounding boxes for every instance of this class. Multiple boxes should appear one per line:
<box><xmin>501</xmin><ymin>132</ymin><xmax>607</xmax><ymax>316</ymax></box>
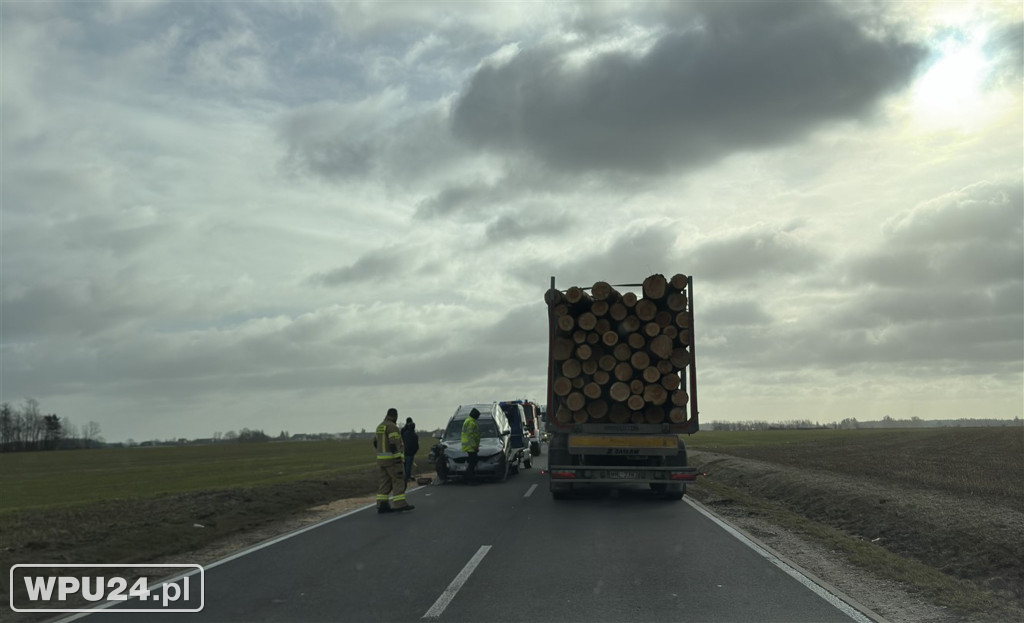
<box><xmin>484</xmin><ymin>210</ymin><xmax>575</xmax><ymax>241</ymax></box>
<box><xmin>306</xmin><ymin>245</ymin><xmax>425</xmax><ymax>286</ymax></box>
<box><xmin>451</xmin><ymin>1</ymin><xmax>926</xmax><ymax>175</ymax></box>
<box><xmin>984</xmin><ymin>21</ymin><xmax>1024</xmax><ymax>88</ymax></box>
<box><xmin>681</xmin><ymin>224</ymin><xmax>825</xmax><ymax>282</ymax></box>
<box><xmin>704</xmin><ymin>300</ymin><xmax>774</xmax><ymax>326</ymax></box>
<box><xmin>701</xmin><ymin>182</ymin><xmax>1023</xmax><ymax>378</ymax></box>
<box><xmin>851</xmin><ymin>180</ymin><xmax>1023</xmax><ymax>287</ymax></box>
<box><xmin>514</xmin><ymin>223</ymin><xmax>683</xmax><ymax>289</ymax></box>
<box><xmin>1</xmin><ymin>2</ymin><xmax>1020</xmax><ymax>440</ymax></box>
<box><xmin>415</xmin><ymin>179</ymin><xmax>499</xmax><ymax>220</ymax></box>
<box><xmin>883</xmin><ymin>180</ymin><xmax>1022</xmax><ymax>244</ymax></box>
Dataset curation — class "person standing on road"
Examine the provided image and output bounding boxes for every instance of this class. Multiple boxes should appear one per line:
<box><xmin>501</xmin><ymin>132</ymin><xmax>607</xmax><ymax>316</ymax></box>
<box><xmin>373</xmin><ymin>408</ymin><xmax>414</xmax><ymax>513</ymax></box>
<box><xmin>401</xmin><ymin>417</ymin><xmax>420</xmax><ymax>483</ymax></box>
<box><xmin>461</xmin><ymin>408</ymin><xmax>481</xmax><ymax>485</ymax></box>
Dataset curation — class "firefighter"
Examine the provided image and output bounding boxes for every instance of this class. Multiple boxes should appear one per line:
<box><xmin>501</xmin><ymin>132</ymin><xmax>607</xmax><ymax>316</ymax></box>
<box><xmin>461</xmin><ymin>408</ymin><xmax>481</xmax><ymax>485</ymax></box>
<box><xmin>374</xmin><ymin>408</ymin><xmax>414</xmax><ymax>513</ymax></box>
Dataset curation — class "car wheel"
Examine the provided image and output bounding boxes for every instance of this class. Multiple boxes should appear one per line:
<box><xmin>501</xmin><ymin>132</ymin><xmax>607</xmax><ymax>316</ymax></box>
<box><xmin>436</xmin><ymin>456</ymin><xmax>449</xmax><ymax>483</ymax></box>
<box><xmin>497</xmin><ymin>454</ymin><xmax>509</xmax><ymax>482</ymax></box>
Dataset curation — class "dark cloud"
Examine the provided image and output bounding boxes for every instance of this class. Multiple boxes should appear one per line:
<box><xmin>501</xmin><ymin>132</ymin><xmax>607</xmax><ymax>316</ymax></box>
<box><xmin>522</xmin><ymin>225</ymin><xmax>682</xmax><ymax>289</ymax></box>
<box><xmin>307</xmin><ymin>246</ymin><xmax>413</xmax><ymax>286</ymax></box>
<box><xmin>681</xmin><ymin>226</ymin><xmax>824</xmax><ymax>282</ymax></box>
<box><xmin>415</xmin><ymin>180</ymin><xmax>498</xmax><ymax>219</ymax></box>
<box><xmin>451</xmin><ymin>1</ymin><xmax>926</xmax><ymax>175</ymax></box>
<box><xmin>414</xmin><ymin>159</ymin><xmax>580</xmax><ymax>221</ymax></box>
<box><xmin>704</xmin><ymin>299</ymin><xmax>774</xmax><ymax>326</ymax></box>
<box><xmin>280</xmin><ymin>105</ymin><xmax>464</xmax><ymax>185</ymax></box>
<box><xmin>484</xmin><ymin>210</ymin><xmax>575</xmax><ymax>241</ymax></box>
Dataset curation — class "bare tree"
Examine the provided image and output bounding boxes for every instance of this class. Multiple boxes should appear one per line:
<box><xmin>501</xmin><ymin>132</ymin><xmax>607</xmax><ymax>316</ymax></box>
<box><xmin>22</xmin><ymin>399</ymin><xmax>44</xmax><ymax>449</ymax></box>
<box><xmin>43</xmin><ymin>414</ymin><xmax>63</xmax><ymax>450</ymax></box>
<box><xmin>82</xmin><ymin>421</ymin><xmax>103</xmax><ymax>447</ymax></box>
<box><xmin>0</xmin><ymin>403</ymin><xmax>13</xmax><ymax>451</ymax></box>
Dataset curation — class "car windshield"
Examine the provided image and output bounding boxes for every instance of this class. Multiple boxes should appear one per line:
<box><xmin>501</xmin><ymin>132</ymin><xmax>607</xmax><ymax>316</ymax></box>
<box><xmin>444</xmin><ymin>418</ymin><xmax>499</xmax><ymax>441</ymax></box>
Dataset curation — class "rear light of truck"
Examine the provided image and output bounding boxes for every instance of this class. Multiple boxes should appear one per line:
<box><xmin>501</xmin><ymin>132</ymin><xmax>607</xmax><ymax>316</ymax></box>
<box><xmin>669</xmin><ymin>472</ymin><xmax>699</xmax><ymax>481</ymax></box>
<box><xmin>549</xmin><ymin>470</ymin><xmax>577</xmax><ymax>480</ymax></box>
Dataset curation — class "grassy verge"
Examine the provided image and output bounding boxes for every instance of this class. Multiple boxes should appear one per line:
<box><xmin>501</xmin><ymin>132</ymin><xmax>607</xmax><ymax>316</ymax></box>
<box><xmin>690</xmin><ymin>478</ymin><xmax>1015</xmax><ymax>620</ymax></box>
<box><xmin>685</xmin><ymin>427</ymin><xmax>1024</xmax><ymax>623</ymax></box>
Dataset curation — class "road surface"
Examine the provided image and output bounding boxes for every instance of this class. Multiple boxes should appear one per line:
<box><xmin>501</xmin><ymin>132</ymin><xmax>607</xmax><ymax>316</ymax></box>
<box><xmin>70</xmin><ymin>453</ymin><xmax>874</xmax><ymax>622</ymax></box>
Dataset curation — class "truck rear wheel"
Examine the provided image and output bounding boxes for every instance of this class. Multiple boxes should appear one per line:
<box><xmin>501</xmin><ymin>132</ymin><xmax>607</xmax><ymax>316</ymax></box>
<box><xmin>664</xmin><ymin>484</ymin><xmax>685</xmax><ymax>500</ymax></box>
<box><xmin>654</xmin><ymin>439</ymin><xmax>688</xmax><ymax>500</ymax></box>
<box><xmin>550</xmin><ymin>483</ymin><xmax>572</xmax><ymax>499</ymax></box>
<box><xmin>548</xmin><ymin>444</ymin><xmax>571</xmax><ymax>499</ymax></box>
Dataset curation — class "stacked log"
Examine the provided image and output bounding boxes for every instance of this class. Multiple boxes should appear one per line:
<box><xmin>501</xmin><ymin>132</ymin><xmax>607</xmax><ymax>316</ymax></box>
<box><xmin>549</xmin><ymin>274</ymin><xmax>692</xmax><ymax>425</ymax></box>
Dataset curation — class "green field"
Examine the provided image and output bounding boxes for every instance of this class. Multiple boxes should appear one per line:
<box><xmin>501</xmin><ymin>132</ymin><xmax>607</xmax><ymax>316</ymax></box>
<box><xmin>0</xmin><ymin>439</ymin><xmax>388</xmax><ymax>513</ymax></box>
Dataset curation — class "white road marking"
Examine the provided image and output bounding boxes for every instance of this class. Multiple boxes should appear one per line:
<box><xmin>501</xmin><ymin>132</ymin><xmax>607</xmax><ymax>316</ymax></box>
<box><xmin>422</xmin><ymin>545</ymin><xmax>491</xmax><ymax>619</ymax></box>
<box><xmin>684</xmin><ymin>498</ymin><xmax>876</xmax><ymax>623</ymax></box>
<box><xmin>524</xmin><ymin>484</ymin><xmax>538</xmax><ymax>498</ymax></box>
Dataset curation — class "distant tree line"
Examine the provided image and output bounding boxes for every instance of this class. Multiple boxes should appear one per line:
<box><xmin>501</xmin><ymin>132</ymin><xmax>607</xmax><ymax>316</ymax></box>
<box><xmin>708</xmin><ymin>416</ymin><xmax>1022</xmax><ymax>431</ymax></box>
<box><xmin>707</xmin><ymin>419</ymin><xmax>827</xmax><ymax>431</ymax></box>
<box><xmin>0</xmin><ymin>398</ymin><xmax>103</xmax><ymax>452</ymax></box>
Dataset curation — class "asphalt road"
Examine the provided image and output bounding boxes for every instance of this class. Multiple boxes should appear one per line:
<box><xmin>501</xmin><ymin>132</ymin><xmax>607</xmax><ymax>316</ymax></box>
<box><xmin>73</xmin><ymin>453</ymin><xmax>871</xmax><ymax>623</ymax></box>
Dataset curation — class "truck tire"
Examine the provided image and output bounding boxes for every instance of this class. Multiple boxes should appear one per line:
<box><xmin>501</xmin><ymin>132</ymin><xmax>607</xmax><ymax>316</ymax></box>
<box><xmin>664</xmin><ymin>484</ymin><xmax>685</xmax><ymax>500</ymax></box>
<box><xmin>551</xmin><ymin>485</ymin><xmax>572</xmax><ymax>500</ymax></box>
<box><xmin>547</xmin><ymin>444</ymin><xmax>572</xmax><ymax>499</ymax></box>
<box><xmin>664</xmin><ymin>440</ymin><xmax>688</xmax><ymax>500</ymax></box>
<box><xmin>651</xmin><ymin>440</ymin><xmax>688</xmax><ymax>500</ymax></box>
<box><xmin>530</xmin><ymin>441</ymin><xmax>541</xmax><ymax>456</ymax></box>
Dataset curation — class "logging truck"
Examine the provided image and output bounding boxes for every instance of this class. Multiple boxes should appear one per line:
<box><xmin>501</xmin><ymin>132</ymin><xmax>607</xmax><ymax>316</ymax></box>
<box><xmin>544</xmin><ymin>274</ymin><xmax>700</xmax><ymax>500</ymax></box>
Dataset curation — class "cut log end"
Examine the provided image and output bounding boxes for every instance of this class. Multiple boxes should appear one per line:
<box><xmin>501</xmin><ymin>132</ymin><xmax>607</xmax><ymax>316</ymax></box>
<box><xmin>642</xmin><ymin>273</ymin><xmax>668</xmax><ymax>300</ymax></box>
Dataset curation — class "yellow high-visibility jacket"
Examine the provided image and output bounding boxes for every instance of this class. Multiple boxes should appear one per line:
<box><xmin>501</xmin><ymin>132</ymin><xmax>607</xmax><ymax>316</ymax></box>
<box><xmin>375</xmin><ymin>418</ymin><xmax>404</xmax><ymax>464</ymax></box>
<box><xmin>461</xmin><ymin>417</ymin><xmax>480</xmax><ymax>452</ymax></box>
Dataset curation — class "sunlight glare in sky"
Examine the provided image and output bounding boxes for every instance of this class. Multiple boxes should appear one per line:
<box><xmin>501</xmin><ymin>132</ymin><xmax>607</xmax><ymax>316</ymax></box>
<box><xmin>910</xmin><ymin>31</ymin><xmax>992</xmax><ymax>128</ymax></box>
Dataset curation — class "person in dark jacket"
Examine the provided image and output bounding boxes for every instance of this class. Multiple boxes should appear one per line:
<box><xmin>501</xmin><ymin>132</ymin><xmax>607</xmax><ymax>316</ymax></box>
<box><xmin>401</xmin><ymin>417</ymin><xmax>420</xmax><ymax>483</ymax></box>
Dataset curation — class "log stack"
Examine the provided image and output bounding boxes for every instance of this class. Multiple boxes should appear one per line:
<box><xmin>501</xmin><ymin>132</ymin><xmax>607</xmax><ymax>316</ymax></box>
<box><xmin>548</xmin><ymin>274</ymin><xmax>692</xmax><ymax>426</ymax></box>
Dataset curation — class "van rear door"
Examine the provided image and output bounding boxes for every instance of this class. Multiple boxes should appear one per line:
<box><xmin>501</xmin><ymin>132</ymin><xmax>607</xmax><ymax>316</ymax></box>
<box><xmin>500</xmin><ymin>402</ymin><xmax>528</xmax><ymax>451</ymax></box>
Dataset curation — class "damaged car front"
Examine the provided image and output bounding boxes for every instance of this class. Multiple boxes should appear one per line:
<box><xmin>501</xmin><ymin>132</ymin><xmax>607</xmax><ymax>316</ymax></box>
<box><xmin>434</xmin><ymin>407</ymin><xmax>513</xmax><ymax>482</ymax></box>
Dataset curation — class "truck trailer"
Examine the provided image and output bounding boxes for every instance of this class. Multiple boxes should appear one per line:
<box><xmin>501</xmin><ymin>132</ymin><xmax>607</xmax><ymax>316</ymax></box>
<box><xmin>544</xmin><ymin>273</ymin><xmax>700</xmax><ymax>500</ymax></box>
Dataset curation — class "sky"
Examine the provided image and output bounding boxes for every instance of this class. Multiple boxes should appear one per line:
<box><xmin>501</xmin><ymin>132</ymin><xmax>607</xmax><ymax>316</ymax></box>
<box><xmin>2</xmin><ymin>1</ymin><xmax>1022</xmax><ymax>443</ymax></box>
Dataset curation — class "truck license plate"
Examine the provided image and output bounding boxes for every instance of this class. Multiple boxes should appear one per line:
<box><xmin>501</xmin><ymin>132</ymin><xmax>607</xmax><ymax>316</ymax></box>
<box><xmin>610</xmin><ymin>471</ymin><xmax>639</xmax><ymax>479</ymax></box>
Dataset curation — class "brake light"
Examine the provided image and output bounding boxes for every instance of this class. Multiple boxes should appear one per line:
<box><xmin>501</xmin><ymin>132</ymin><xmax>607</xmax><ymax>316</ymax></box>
<box><xmin>670</xmin><ymin>472</ymin><xmax>698</xmax><ymax>481</ymax></box>
<box><xmin>549</xmin><ymin>470</ymin><xmax>577</xmax><ymax>480</ymax></box>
